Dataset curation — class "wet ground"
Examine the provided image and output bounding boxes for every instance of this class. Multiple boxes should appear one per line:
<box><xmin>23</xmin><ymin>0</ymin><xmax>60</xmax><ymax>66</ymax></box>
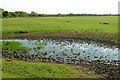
<box><xmin>2</xmin><ymin>39</ymin><xmax>119</xmax><ymax>62</ymax></box>
<box><xmin>1</xmin><ymin>38</ymin><xmax>120</xmax><ymax>78</ymax></box>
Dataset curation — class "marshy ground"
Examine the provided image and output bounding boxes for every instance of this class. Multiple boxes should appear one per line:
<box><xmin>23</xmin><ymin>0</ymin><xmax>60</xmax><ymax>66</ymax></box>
<box><xmin>1</xmin><ymin>40</ymin><xmax>119</xmax><ymax>79</ymax></box>
<box><xmin>1</xmin><ymin>16</ymin><xmax>119</xmax><ymax>79</ymax></box>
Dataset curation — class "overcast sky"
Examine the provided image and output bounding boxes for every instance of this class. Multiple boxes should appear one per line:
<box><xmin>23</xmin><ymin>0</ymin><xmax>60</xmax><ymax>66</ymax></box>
<box><xmin>0</xmin><ymin>0</ymin><xmax>119</xmax><ymax>14</ymax></box>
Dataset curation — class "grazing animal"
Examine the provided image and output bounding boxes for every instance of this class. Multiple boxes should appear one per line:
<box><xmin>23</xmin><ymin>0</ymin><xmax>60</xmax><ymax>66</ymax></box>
<box><xmin>6</xmin><ymin>59</ymin><xmax>11</xmax><ymax>61</ymax></box>
<box><xmin>100</xmin><ymin>22</ymin><xmax>109</xmax><ymax>24</ymax></box>
<box><xmin>103</xmin><ymin>22</ymin><xmax>109</xmax><ymax>24</ymax></box>
<box><xmin>75</xmin><ymin>31</ymin><xmax>78</xmax><ymax>33</ymax></box>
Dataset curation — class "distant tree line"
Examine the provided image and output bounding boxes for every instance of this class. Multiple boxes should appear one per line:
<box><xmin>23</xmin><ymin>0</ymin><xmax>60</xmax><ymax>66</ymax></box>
<box><xmin>0</xmin><ymin>8</ymin><xmax>119</xmax><ymax>18</ymax></box>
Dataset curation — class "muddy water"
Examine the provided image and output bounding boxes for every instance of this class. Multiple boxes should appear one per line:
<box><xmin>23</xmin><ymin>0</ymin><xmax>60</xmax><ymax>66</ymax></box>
<box><xmin>2</xmin><ymin>39</ymin><xmax>119</xmax><ymax>62</ymax></box>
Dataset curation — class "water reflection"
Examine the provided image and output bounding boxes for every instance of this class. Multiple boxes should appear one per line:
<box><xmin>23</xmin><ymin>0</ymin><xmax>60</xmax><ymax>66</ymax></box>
<box><xmin>1</xmin><ymin>39</ymin><xmax>119</xmax><ymax>62</ymax></box>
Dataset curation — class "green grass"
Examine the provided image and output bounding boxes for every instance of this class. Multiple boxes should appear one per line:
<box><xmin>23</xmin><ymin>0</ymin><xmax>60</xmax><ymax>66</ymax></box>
<box><xmin>2</xmin><ymin>16</ymin><xmax>118</xmax><ymax>34</ymax></box>
<box><xmin>1</xmin><ymin>59</ymin><xmax>104</xmax><ymax>78</ymax></box>
<box><xmin>2</xmin><ymin>41</ymin><xmax>30</xmax><ymax>55</ymax></box>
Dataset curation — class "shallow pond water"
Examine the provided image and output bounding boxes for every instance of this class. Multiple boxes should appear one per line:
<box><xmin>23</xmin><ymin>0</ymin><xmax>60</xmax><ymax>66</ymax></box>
<box><xmin>1</xmin><ymin>39</ymin><xmax>119</xmax><ymax>62</ymax></box>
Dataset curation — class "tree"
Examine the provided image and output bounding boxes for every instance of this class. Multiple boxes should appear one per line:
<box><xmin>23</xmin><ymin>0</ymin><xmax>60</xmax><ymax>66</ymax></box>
<box><xmin>2</xmin><ymin>11</ymin><xmax>10</xmax><ymax>17</ymax></box>
<box><xmin>58</xmin><ymin>13</ymin><xmax>61</xmax><ymax>16</ymax></box>
<box><xmin>9</xmin><ymin>12</ymin><xmax>19</xmax><ymax>17</ymax></box>
<box><xmin>69</xmin><ymin>13</ymin><xmax>73</xmax><ymax>16</ymax></box>
<box><xmin>19</xmin><ymin>11</ymin><xmax>29</xmax><ymax>17</ymax></box>
<box><xmin>15</xmin><ymin>11</ymin><xmax>29</xmax><ymax>17</ymax></box>
<box><xmin>30</xmin><ymin>11</ymin><xmax>38</xmax><ymax>17</ymax></box>
<box><xmin>41</xmin><ymin>14</ymin><xmax>46</xmax><ymax>17</ymax></box>
<box><xmin>15</xmin><ymin>11</ymin><xmax>22</xmax><ymax>17</ymax></box>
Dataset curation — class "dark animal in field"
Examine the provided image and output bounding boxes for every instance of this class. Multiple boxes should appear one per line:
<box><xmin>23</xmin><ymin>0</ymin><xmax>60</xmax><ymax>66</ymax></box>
<box><xmin>14</xmin><ymin>31</ymin><xmax>28</xmax><ymax>34</ymax></box>
<box><xmin>99</xmin><ymin>22</ymin><xmax>109</xmax><ymax>24</ymax></box>
<box><xmin>6</xmin><ymin>59</ymin><xmax>11</xmax><ymax>61</ymax></box>
<box><xmin>58</xmin><ymin>31</ymin><xmax>60</xmax><ymax>33</ymax></box>
<box><xmin>67</xmin><ymin>20</ymin><xmax>70</xmax><ymax>23</ymax></box>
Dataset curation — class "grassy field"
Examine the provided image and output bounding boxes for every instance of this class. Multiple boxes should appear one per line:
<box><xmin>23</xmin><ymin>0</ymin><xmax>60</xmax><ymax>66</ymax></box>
<box><xmin>1</xmin><ymin>16</ymin><xmax>116</xmax><ymax>78</ymax></box>
<box><xmin>2</xmin><ymin>16</ymin><xmax>118</xmax><ymax>45</ymax></box>
<box><xmin>1</xmin><ymin>59</ymin><xmax>104</xmax><ymax>78</ymax></box>
<box><xmin>2</xmin><ymin>16</ymin><xmax>118</xmax><ymax>34</ymax></box>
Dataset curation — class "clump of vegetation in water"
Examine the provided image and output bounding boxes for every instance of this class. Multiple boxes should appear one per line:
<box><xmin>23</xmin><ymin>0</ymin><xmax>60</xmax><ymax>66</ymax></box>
<box><xmin>33</xmin><ymin>41</ymin><xmax>47</xmax><ymax>55</ymax></box>
<box><xmin>2</xmin><ymin>41</ymin><xmax>30</xmax><ymax>55</ymax></box>
<box><xmin>35</xmin><ymin>41</ymin><xmax>47</xmax><ymax>45</ymax></box>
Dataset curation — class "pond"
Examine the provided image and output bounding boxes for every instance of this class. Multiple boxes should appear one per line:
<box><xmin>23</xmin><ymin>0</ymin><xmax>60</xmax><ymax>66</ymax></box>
<box><xmin>1</xmin><ymin>39</ymin><xmax>119</xmax><ymax>62</ymax></box>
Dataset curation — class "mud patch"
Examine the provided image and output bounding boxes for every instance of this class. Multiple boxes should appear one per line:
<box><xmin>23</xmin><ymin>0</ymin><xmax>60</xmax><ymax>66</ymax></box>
<box><xmin>2</xmin><ymin>32</ymin><xmax>119</xmax><ymax>48</ymax></box>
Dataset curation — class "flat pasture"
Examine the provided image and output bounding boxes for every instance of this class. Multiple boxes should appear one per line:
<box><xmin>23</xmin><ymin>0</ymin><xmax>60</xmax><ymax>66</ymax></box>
<box><xmin>2</xmin><ymin>16</ymin><xmax>118</xmax><ymax>34</ymax></box>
